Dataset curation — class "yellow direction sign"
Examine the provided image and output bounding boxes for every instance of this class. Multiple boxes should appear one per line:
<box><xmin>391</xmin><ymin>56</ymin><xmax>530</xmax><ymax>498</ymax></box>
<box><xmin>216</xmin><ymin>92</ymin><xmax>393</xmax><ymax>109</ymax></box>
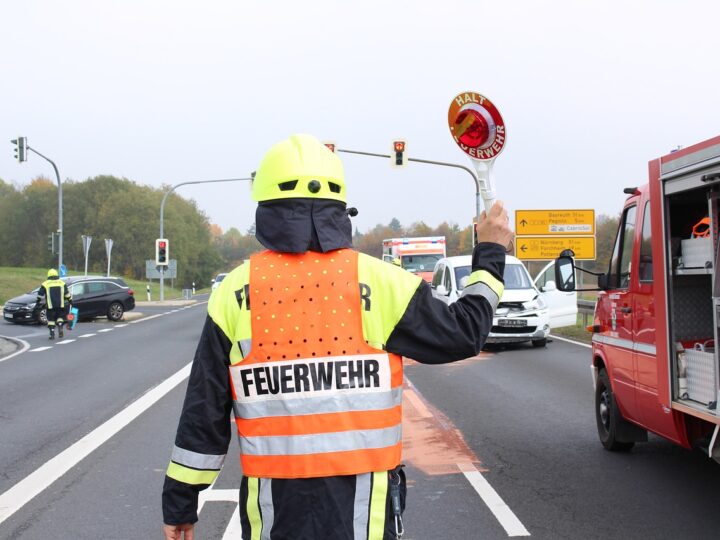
<box><xmin>516</xmin><ymin>236</ymin><xmax>596</xmax><ymax>261</ymax></box>
<box><xmin>516</xmin><ymin>209</ymin><xmax>595</xmax><ymax>236</ymax></box>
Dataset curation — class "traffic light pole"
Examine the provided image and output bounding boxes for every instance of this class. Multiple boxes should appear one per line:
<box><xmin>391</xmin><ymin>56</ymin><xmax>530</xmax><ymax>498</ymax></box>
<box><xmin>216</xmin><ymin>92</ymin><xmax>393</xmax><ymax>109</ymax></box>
<box><xmin>27</xmin><ymin>146</ymin><xmax>63</xmax><ymax>269</ymax></box>
<box><xmin>158</xmin><ymin>177</ymin><xmax>252</xmax><ymax>301</ymax></box>
<box><xmin>336</xmin><ymin>148</ymin><xmax>482</xmax><ymax>239</ymax></box>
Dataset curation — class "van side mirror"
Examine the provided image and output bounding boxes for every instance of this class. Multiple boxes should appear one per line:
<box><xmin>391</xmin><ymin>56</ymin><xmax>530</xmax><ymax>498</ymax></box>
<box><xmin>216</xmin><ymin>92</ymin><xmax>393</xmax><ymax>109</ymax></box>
<box><xmin>555</xmin><ymin>256</ymin><xmax>576</xmax><ymax>291</ymax></box>
<box><xmin>436</xmin><ymin>284</ymin><xmax>449</xmax><ymax>296</ymax></box>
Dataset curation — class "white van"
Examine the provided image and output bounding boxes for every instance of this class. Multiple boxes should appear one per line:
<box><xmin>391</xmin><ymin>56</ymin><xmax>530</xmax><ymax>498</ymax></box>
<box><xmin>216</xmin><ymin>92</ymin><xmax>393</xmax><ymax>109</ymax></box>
<box><xmin>430</xmin><ymin>255</ymin><xmax>577</xmax><ymax>347</ymax></box>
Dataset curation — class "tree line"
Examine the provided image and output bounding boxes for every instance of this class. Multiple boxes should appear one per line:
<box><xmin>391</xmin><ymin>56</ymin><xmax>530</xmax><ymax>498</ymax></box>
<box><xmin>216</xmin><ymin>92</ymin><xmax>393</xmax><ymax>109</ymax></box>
<box><xmin>0</xmin><ymin>174</ymin><xmax>620</xmax><ymax>286</ymax></box>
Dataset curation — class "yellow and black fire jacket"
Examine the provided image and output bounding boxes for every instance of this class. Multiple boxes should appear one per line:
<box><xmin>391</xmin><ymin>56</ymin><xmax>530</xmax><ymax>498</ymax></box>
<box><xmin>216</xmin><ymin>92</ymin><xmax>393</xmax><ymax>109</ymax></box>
<box><xmin>163</xmin><ymin>238</ymin><xmax>505</xmax><ymax>537</ymax></box>
<box><xmin>37</xmin><ymin>277</ymin><xmax>71</xmax><ymax>310</ymax></box>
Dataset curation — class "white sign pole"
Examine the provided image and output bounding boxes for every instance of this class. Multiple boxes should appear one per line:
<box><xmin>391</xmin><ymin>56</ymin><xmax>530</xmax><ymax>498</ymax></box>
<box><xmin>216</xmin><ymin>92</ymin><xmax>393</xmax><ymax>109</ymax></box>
<box><xmin>82</xmin><ymin>235</ymin><xmax>92</xmax><ymax>276</ymax></box>
<box><xmin>105</xmin><ymin>239</ymin><xmax>114</xmax><ymax>277</ymax></box>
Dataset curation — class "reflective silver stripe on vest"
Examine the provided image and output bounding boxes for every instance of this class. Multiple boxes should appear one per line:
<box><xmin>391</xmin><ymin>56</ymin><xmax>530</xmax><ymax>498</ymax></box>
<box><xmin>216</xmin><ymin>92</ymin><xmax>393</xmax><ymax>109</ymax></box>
<box><xmin>171</xmin><ymin>445</ymin><xmax>226</xmax><ymax>470</ymax></box>
<box><xmin>461</xmin><ymin>281</ymin><xmax>500</xmax><ymax>311</ymax></box>
<box><xmin>259</xmin><ymin>478</ymin><xmax>274</xmax><ymax>540</ymax></box>
<box><xmin>353</xmin><ymin>473</ymin><xmax>371</xmax><ymax>540</ymax></box>
<box><xmin>232</xmin><ymin>387</ymin><xmax>402</xmax><ymax>420</ymax></box>
<box><xmin>240</xmin><ymin>425</ymin><xmax>401</xmax><ymax>456</ymax></box>
<box><xmin>592</xmin><ymin>334</ymin><xmax>656</xmax><ymax>355</ymax></box>
<box><xmin>239</xmin><ymin>339</ymin><xmax>252</xmax><ymax>357</ymax></box>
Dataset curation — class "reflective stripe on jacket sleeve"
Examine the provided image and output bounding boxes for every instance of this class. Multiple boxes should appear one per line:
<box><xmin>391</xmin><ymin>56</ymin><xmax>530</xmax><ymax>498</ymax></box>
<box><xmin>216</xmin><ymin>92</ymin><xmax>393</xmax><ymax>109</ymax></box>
<box><xmin>162</xmin><ymin>315</ymin><xmax>233</xmax><ymax>525</ymax></box>
<box><xmin>385</xmin><ymin>242</ymin><xmax>506</xmax><ymax>364</ymax></box>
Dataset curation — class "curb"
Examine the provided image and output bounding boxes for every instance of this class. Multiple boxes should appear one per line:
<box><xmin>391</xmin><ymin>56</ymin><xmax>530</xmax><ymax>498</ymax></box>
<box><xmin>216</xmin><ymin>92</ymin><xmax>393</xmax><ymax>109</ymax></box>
<box><xmin>0</xmin><ymin>335</ymin><xmax>30</xmax><ymax>362</ymax></box>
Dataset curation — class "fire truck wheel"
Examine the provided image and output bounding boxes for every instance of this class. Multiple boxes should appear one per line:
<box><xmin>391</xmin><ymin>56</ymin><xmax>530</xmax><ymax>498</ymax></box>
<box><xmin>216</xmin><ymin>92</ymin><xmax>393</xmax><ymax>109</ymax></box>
<box><xmin>595</xmin><ymin>368</ymin><xmax>635</xmax><ymax>451</ymax></box>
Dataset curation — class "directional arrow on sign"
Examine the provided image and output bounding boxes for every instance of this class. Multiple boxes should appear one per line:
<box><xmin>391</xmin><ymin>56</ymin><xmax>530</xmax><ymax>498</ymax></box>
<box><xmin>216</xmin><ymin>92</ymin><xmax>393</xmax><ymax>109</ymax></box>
<box><xmin>520</xmin><ymin>219</ymin><xmax>528</xmax><ymax>227</ymax></box>
<box><xmin>520</xmin><ymin>244</ymin><xmax>528</xmax><ymax>252</ymax></box>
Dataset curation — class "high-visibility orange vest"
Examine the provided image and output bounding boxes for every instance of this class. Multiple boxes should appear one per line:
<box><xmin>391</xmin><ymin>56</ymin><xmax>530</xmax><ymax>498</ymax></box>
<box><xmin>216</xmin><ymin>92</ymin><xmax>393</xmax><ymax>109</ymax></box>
<box><xmin>228</xmin><ymin>249</ymin><xmax>403</xmax><ymax>479</ymax></box>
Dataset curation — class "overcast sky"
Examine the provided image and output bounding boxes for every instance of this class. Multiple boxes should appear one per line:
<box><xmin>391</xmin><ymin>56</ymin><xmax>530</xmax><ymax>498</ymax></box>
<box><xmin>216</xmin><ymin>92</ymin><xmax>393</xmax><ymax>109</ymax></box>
<box><xmin>2</xmin><ymin>1</ymin><xmax>719</xmax><ymax>236</ymax></box>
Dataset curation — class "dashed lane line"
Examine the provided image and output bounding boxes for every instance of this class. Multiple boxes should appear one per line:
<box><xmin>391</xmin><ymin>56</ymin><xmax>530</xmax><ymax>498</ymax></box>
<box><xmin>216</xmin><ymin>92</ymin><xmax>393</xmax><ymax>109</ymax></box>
<box><xmin>458</xmin><ymin>462</ymin><xmax>530</xmax><ymax>537</ymax></box>
<box><xmin>115</xmin><ymin>324</ymin><xmax>128</xmax><ymax>328</ymax></box>
<box><xmin>29</xmin><ymin>346</ymin><xmax>52</xmax><ymax>353</ymax></box>
<box><xmin>0</xmin><ymin>361</ymin><xmax>193</xmax><ymax>525</ymax></box>
<box><xmin>78</xmin><ymin>334</ymin><xmax>96</xmax><ymax>338</ymax></box>
<box><xmin>98</xmin><ymin>329</ymin><xmax>113</xmax><ymax>333</ymax></box>
<box><xmin>55</xmin><ymin>339</ymin><xmax>76</xmax><ymax>345</ymax></box>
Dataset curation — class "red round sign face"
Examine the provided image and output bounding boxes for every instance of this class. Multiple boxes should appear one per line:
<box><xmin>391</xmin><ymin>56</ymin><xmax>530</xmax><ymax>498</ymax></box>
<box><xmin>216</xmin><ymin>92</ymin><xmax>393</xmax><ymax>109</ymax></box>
<box><xmin>448</xmin><ymin>92</ymin><xmax>506</xmax><ymax>161</ymax></box>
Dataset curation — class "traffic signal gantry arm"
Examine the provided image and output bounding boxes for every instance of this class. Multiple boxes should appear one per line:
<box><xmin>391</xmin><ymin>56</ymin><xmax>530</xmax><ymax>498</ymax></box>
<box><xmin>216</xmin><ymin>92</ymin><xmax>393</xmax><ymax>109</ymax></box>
<box><xmin>335</xmin><ymin>147</ymin><xmax>483</xmax><ymax>236</ymax></box>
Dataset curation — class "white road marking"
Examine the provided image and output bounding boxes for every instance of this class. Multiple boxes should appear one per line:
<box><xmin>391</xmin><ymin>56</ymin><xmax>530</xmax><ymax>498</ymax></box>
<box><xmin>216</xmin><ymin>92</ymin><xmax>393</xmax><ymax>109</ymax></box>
<box><xmin>78</xmin><ymin>334</ymin><xmax>96</xmax><ymax>338</ymax></box>
<box><xmin>115</xmin><ymin>324</ymin><xmax>128</xmax><ymax>328</ymax></box>
<box><xmin>458</xmin><ymin>462</ymin><xmax>530</xmax><ymax>537</ymax></box>
<box><xmin>0</xmin><ymin>337</ymin><xmax>31</xmax><ymax>362</ymax></box>
<box><xmin>170</xmin><ymin>309</ymin><xmax>179</xmax><ymax>313</ymax></box>
<box><xmin>56</xmin><ymin>339</ymin><xmax>76</xmax><ymax>345</ymax></box>
<box><xmin>130</xmin><ymin>313</ymin><xmax>165</xmax><ymax>323</ymax></box>
<box><xmin>198</xmin><ymin>488</ymin><xmax>242</xmax><ymax>539</ymax></box>
<box><xmin>29</xmin><ymin>346</ymin><xmax>52</xmax><ymax>352</ymax></box>
<box><xmin>98</xmin><ymin>329</ymin><xmax>113</xmax><ymax>333</ymax></box>
<box><xmin>198</xmin><ymin>488</ymin><xmax>237</xmax><ymax>512</ymax></box>
<box><xmin>0</xmin><ymin>361</ymin><xmax>193</xmax><ymax>525</ymax></box>
<box><xmin>222</xmin><ymin>505</ymin><xmax>242</xmax><ymax>539</ymax></box>
<box><xmin>550</xmin><ymin>334</ymin><xmax>592</xmax><ymax>349</ymax></box>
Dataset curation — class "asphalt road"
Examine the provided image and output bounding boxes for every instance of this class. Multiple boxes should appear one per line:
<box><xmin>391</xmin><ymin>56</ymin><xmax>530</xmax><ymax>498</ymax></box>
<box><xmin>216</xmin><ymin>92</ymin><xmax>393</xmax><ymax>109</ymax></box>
<box><xmin>1</xmin><ymin>303</ymin><xmax>720</xmax><ymax>539</ymax></box>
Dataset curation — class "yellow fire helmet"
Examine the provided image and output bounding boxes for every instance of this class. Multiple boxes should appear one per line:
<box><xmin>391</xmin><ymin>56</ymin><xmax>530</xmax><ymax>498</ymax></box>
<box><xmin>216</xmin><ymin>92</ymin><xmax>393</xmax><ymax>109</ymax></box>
<box><xmin>252</xmin><ymin>134</ymin><xmax>346</xmax><ymax>203</ymax></box>
<box><xmin>47</xmin><ymin>268</ymin><xmax>58</xmax><ymax>278</ymax></box>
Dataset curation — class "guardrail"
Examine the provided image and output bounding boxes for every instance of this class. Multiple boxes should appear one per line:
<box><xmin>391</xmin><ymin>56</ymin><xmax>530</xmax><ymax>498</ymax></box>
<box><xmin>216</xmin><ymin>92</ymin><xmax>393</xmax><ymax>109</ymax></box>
<box><xmin>578</xmin><ymin>299</ymin><xmax>595</xmax><ymax>327</ymax></box>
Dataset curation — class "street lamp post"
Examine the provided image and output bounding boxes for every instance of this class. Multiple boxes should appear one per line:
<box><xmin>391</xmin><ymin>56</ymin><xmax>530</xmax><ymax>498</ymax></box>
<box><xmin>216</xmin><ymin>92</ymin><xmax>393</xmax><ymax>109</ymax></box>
<box><xmin>158</xmin><ymin>177</ymin><xmax>252</xmax><ymax>301</ymax></box>
<box><xmin>11</xmin><ymin>140</ymin><xmax>64</xmax><ymax>268</ymax></box>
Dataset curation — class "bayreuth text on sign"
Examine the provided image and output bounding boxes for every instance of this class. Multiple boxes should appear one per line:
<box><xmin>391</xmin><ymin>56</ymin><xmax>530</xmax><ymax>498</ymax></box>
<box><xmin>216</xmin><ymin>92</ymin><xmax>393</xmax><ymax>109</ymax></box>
<box><xmin>515</xmin><ymin>209</ymin><xmax>595</xmax><ymax>236</ymax></box>
<box><xmin>516</xmin><ymin>236</ymin><xmax>596</xmax><ymax>261</ymax></box>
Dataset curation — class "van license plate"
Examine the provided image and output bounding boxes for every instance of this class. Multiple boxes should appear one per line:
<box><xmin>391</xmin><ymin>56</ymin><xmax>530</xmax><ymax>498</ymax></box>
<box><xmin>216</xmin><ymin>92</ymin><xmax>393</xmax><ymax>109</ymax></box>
<box><xmin>498</xmin><ymin>319</ymin><xmax>527</xmax><ymax>327</ymax></box>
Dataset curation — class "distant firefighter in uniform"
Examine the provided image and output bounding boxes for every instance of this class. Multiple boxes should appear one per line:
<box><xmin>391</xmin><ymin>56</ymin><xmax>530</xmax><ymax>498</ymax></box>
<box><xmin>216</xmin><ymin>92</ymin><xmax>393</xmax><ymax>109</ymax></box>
<box><xmin>37</xmin><ymin>268</ymin><xmax>72</xmax><ymax>340</ymax></box>
<box><xmin>162</xmin><ymin>134</ymin><xmax>513</xmax><ymax>540</ymax></box>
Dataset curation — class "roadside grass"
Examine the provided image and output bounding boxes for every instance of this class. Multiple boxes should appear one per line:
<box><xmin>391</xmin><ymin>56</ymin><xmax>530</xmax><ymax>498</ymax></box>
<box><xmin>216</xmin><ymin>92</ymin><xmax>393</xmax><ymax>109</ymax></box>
<box><xmin>552</xmin><ymin>314</ymin><xmax>593</xmax><ymax>344</ymax></box>
<box><xmin>0</xmin><ymin>266</ymin><xmax>205</xmax><ymax>305</ymax></box>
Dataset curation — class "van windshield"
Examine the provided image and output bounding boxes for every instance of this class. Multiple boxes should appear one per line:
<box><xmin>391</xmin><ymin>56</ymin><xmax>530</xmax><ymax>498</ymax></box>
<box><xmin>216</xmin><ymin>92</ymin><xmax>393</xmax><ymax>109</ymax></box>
<box><xmin>504</xmin><ymin>264</ymin><xmax>533</xmax><ymax>289</ymax></box>
<box><xmin>401</xmin><ymin>254</ymin><xmax>442</xmax><ymax>273</ymax></box>
<box><xmin>455</xmin><ymin>266</ymin><xmax>472</xmax><ymax>290</ymax></box>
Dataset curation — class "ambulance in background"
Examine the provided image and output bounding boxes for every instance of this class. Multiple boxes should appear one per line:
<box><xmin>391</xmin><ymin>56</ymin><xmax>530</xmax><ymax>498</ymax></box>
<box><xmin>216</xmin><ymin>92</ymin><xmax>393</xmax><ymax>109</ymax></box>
<box><xmin>556</xmin><ymin>135</ymin><xmax>720</xmax><ymax>462</ymax></box>
<box><xmin>382</xmin><ymin>236</ymin><xmax>446</xmax><ymax>282</ymax></box>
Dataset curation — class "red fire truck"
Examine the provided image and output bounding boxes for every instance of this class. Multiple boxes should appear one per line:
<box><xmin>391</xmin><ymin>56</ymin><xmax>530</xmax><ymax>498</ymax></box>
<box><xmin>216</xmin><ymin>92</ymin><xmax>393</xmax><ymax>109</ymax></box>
<box><xmin>556</xmin><ymin>135</ymin><xmax>720</xmax><ymax>460</ymax></box>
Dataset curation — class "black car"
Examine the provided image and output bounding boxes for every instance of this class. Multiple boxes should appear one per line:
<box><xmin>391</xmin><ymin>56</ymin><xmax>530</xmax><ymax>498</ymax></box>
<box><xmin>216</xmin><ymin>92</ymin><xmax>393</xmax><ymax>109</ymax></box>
<box><xmin>3</xmin><ymin>276</ymin><xmax>136</xmax><ymax>324</ymax></box>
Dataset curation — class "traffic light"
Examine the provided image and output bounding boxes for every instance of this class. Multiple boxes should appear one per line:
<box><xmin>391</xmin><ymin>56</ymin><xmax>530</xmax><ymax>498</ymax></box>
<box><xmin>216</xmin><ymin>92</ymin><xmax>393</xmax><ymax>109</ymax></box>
<box><xmin>11</xmin><ymin>137</ymin><xmax>27</xmax><ymax>163</ymax></box>
<box><xmin>48</xmin><ymin>233</ymin><xmax>56</xmax><ymax>254</ymax></box>
<box><xmin>323</xmin><ymin>142</ymin><xmax>336</xmax><ymax>153</ymax></box>
<box><xmin>391</xmin><ymin>140</ymin><xmax>406</xmax><ymax>167</ymax></box>
<box><xmin>155</xmin><ymin>238</ymin><xmax>169</xmax><ymax>266</ymax></box>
